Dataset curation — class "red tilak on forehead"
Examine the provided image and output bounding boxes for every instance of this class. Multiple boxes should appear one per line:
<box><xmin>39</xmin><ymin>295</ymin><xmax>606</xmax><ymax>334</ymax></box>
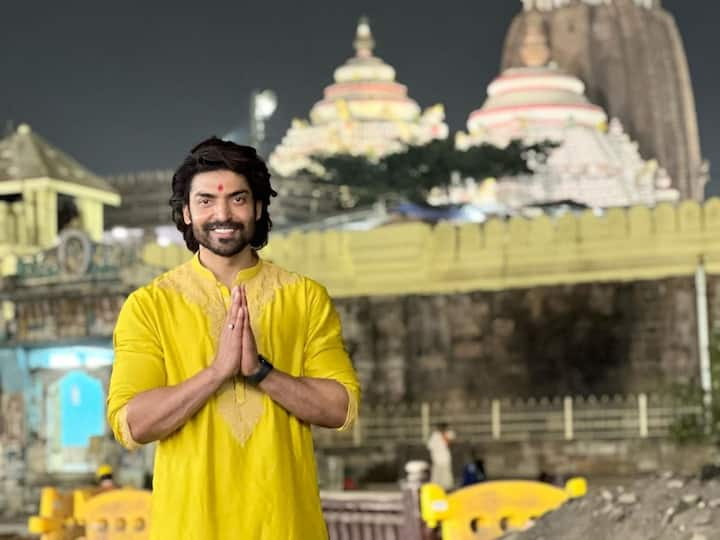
<box><xmin>217</xmin><ymin>184</ymin><xmax>224</xmax><ymax>192</ymax></box>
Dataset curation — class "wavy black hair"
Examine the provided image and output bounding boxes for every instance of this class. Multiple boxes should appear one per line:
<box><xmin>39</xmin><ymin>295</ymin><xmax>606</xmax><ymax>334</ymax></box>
<box><xmin>170</xmin><ymin>137</ymin><xmax>277</xmax><ymax>252</ymax></box>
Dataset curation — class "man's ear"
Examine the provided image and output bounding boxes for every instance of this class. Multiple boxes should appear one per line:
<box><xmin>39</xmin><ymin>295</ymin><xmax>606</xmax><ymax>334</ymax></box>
<box><xmin>255</xmin><ymin>201</ymin><xmax>263</xmax><ymax>221</ymax></box>
<box><xmin>183</xmin><ymin>205</ymin><xmax>191</xmax><ymax>225</ymax></box>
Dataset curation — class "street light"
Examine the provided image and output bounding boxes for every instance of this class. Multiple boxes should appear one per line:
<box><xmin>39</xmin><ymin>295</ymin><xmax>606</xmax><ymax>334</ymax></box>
<box><xmin>250</xmin><ymin>89</ymin><xmax>277</xmax><ymax>150</ymax></box>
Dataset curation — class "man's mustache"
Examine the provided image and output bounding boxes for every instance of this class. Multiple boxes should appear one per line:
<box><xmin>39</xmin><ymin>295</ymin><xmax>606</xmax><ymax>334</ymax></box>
<box><xmin>202</xmin><ymin>221</ymin><xmax>245</xmax><ymax>232</ymax></box>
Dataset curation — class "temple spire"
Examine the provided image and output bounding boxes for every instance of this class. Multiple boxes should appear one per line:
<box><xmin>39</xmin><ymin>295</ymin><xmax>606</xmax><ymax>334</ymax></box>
<box><xmin>520</xmin><ymin>10</ymin><xmax>550</xmax><ymax>67</ymax></box>
<box><xmin>353</xmin><ymin>16</ymin><xmax>375</xmax><ymax>58</ymax></box>
<box><xmin>268</xmin><ymin>16</ymin><xmax>448</xmax><ymax>178</ymax></box>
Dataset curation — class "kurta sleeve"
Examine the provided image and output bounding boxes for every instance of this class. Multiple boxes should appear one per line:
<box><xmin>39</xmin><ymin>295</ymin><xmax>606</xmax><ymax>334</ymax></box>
<box><xmin>303</xmin><ymin>279</ymin><xmax>360</xmax><ymax>432</ymax></box>
<box><xmin>107</xmin><ymin>289</ymin><xmax>166</xmax><ymax>449</ymax></box>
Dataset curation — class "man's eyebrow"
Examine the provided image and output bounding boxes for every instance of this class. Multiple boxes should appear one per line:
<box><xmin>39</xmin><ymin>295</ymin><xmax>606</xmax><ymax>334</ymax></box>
<box><xmin>229</xmin><ymin>189</ymin><xmax>250</xmax><ymax>197</ymax></box>
<box><xmin>194</xmin><ymin>192</ymin><xmax>217</xmax><ymax>199</ymax></box>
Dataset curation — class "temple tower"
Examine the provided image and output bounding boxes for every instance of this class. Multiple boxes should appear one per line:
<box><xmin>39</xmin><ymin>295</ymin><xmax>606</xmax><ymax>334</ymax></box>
<box><xmin>503</xmin><ymin>0</ymin><xmax>705</xmax><ymax>200</ymax></box>
<box><xmin>456</xmin><ymin>11</ymin><xmax>677</xmax><ymax>210</ymax></box>
<box><xmin>269</xmin><ymin>17</ymin><xmax>448</xmax><ymax>178</ymax></box>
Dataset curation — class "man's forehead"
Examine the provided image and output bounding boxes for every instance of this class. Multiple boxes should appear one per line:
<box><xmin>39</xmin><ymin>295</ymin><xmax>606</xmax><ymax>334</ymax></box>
<box><xmin>191</xmin><ymin>170</ymin><xmax>249</xmax><ymax>192</ymax></box>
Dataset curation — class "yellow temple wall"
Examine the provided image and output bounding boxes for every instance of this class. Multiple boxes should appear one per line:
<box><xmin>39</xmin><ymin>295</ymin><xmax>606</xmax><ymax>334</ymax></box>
<box><xmin>0</xmin><ymin>200</ymin><xmax>32</xmax><ymax>248</ymax></box>
<box><xmin>75</xmin><ymin>198</ymin><xmax>104</xmax><ymax>242</ymax></box>
<box><xmin>141</xmin><ymin>199</ymin><xmax>720</xmax><ymax>297</ymax></box>
<box><xmin>30</xmin><ymin>188</ymin><xmax>58</xmax><ymax>247</ymax></box>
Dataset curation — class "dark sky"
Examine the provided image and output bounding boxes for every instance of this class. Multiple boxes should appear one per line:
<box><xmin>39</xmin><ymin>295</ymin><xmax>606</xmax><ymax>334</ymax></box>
<box><xmin>1</xmin><ymin>1</ymin><xmax>718</xmax><ymax>194</ymax></box>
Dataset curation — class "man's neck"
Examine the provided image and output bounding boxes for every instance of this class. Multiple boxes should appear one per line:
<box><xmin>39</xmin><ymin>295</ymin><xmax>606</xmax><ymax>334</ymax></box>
<box><xmin>198</xmin><ymin>246</ymin><xmax>258</xmax><ymax>289</ymax></box>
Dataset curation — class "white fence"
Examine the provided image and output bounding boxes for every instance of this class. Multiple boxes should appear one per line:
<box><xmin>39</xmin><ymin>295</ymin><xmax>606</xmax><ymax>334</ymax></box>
<box><xmin>313</xmin><ymin>394</ymin><xmax>703</xmax><ymax>448</ymax></box>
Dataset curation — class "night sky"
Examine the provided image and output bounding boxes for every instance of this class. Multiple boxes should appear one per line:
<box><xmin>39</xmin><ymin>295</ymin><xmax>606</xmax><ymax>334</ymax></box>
<box><xmin>1</xmin><ymin>1</ymin><xmax>718</xmax><ymax>194</ymax></box>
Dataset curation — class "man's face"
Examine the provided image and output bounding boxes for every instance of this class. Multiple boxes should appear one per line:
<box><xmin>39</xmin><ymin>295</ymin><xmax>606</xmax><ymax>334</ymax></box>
<box><xmin>183</xmin><ymin>170</ymin><xmax>262</xmax><ymax>257</ymax></box>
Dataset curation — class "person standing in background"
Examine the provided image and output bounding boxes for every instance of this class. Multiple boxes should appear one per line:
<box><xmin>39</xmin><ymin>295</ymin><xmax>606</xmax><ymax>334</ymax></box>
<box><xmin>427</xmin><ymin>422</ymin><xmax>455</xmax><ymax>490</ymax></box>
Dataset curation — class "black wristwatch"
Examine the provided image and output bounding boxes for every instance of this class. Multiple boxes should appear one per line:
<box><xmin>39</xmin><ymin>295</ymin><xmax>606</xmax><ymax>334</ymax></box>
<box><xmin>246</xmin><ymin>355</ymin><xmax>274</xmax><ymax>385</ymax></box>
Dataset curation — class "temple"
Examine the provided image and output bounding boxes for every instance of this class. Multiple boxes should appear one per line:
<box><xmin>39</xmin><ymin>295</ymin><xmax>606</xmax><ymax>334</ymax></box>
<box><xmin>268</xmin><ymin>17</ymin><xmax>448</xmax><ymax>178</ymax></box>
<box><xmin>504</xmin><ymin>0</ymin><xmax>705</xmax><ymax>200</ymax></box>
<box><xmin>455</xmin><ymin>10</ymin><xmax>677</xmax><ymax>210</ymax></box>
<box><xmin>0</xmin><ymin>5</ymin><xmax>715</xmax><ymax>514</ymax></box>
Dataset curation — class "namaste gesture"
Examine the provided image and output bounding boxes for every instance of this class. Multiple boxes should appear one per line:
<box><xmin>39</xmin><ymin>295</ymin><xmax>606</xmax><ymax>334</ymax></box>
<box><xmin>212</xmin><ymin>285</ymin><xmax>260</xmax><ymax>380</ymax></box>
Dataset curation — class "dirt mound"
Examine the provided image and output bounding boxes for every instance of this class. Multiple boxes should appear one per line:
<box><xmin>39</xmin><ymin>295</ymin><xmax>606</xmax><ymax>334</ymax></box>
<box><xmin>505</xmin><ymin>472</ymin><xmax>720</xmax><ymax>540</ymax></box>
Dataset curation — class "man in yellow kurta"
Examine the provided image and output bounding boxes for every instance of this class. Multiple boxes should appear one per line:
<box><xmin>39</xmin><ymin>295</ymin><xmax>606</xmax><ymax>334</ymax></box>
<box><xmin>107</xmin><ymin>137</ymin><xmax>360</xmax><ymax>539</ymax></box>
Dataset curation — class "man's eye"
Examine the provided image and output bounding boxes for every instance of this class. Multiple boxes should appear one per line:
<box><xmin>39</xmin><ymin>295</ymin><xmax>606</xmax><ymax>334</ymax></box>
<box><xmin>234</xmin><ymin>196</ymin><xmax>246</xmax><ymax>203</ymax></box>
<box><xmin>199</xmin><ymin>199</ymin><xmax>210</xmax><ymax>205</ymax></box>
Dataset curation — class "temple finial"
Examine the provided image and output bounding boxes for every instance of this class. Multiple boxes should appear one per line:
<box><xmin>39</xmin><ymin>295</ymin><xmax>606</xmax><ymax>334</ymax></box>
<box><xmin>520</xmin><ymin>10</ymin><xmax>550</xmax><ymax>67</ymax></box>
<box><xmin>353</xmin><ymin>16</ymin><xmax>375</xmax><ymax>58</ymax></box>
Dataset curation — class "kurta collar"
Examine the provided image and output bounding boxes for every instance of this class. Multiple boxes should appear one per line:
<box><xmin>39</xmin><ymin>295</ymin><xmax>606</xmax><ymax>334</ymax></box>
<box><xmin>190</xmin><ymin>252</ymin><xmax>264</xmax><ymax>285</ymax></box>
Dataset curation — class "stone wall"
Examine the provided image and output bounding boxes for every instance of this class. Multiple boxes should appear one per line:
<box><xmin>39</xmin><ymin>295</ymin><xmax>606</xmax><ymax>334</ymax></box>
<box><xmin>336</xmin><ymin>277</ymin><xmax>700</xmax><ymax>405</ymax></box>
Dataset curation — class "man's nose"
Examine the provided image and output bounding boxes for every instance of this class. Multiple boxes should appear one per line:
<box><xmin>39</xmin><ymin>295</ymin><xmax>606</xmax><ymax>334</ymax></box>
<box><xmin>214</xmin><ymin>200</ymin><xmax>231</xmax><ymax>221</ymax></box>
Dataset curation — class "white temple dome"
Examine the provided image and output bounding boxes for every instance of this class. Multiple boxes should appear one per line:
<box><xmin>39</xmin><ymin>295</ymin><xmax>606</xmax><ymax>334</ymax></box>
<box><xmin>466</xmin><ymin>66</ymin><xmax>608</xmax><ymax>146</ymax></box>
<box><xmin>269</xmin><ymin>17</ymin><xmax>448</xmax><ymax>178</ymax></box>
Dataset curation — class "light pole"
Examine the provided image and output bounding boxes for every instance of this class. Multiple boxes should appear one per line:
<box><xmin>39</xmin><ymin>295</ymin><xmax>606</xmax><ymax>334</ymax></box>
<box><xmin>249</xmin><ymin>89</ymin><xmax>277</xmax><ymax>151</ymax></box>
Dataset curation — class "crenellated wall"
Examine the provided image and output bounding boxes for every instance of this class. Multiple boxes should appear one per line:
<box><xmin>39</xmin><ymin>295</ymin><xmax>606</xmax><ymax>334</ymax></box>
<box><xmin>143</xmin><ymin>199</ymin><xmax>720</xmax><ymax>297</ymax></box>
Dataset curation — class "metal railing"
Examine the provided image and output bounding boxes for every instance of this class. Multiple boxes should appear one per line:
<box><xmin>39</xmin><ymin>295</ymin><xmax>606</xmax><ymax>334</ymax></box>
<box><xmin>313</xmin><ymin>393</ymin><xmax>703</xmax><ymax>448</ymax></box>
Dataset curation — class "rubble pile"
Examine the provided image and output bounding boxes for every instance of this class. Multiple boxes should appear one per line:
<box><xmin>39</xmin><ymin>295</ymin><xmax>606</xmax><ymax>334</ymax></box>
<box><xmin>507</xmin><ymin>469</ymin><xmax>720</xmax><ymax>540</ymax></box>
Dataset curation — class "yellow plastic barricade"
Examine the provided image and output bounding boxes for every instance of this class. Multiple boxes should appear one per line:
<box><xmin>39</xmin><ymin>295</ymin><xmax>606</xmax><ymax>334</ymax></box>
<box><xmin>421</xmin><ymin>478</ymin><xmax>587</xmax><ymax>540</ymax></box>
<box><xmin>28</xmin><ymin>487</ymin><xmax>84</xmax><ymax>540</ymax></box>
<box><xmin>29</xmin><ymin>487</ymin><xmax>152</xmax><ymax>540</ymax></box>
<box><xmin>80</xmin><ymin>489</ymin><xmax>152</xmax><ymax>540</ymax></box>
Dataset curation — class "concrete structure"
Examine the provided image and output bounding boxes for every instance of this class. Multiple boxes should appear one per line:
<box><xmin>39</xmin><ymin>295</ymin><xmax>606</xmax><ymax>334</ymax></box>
<box><xmin>502</xmin><ymin>0</ymin><xmax>706</xmax><ymax>200</ymax></box>
<box><xmin>268</xmin><ymin>17</ymin><xmax>448</xmax><ymax>178</ymax></box>
<box><xmin>104</xmin><ymin>170</ymin><xmax>172</xmax><ymax>231</ymax></box>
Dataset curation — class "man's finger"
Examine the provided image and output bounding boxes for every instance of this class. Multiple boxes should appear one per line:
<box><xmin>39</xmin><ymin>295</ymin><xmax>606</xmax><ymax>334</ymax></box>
<box><xmin>227</xmin><ymin>286</ymin><xmax>240</xmax><ymax>327</ymax></box>
<box><xmin>235</xmin><ymin>287</ymin><xmax>245</xmax><ymax>328</ymax></box>
<box><xmin>241</xmin><ymin>286</ymin><xmax>252</xmax><ymax>325</ymax></box>
<box><xmin>243</xmin><ymin>298</ymin><xmax>251</xmax><ymax>332</ymax></box>
<box><xmin>237</xmin><ymin>305</ymin><xmax>246</xmax><ymax>344</ymax></box>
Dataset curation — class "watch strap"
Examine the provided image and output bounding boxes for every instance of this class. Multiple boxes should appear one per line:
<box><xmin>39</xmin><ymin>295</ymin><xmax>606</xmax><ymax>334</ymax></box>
<box><xmin>246</xmin><ymin>354</ymin><xmax>274</xmax><ymax>385</ymax></box>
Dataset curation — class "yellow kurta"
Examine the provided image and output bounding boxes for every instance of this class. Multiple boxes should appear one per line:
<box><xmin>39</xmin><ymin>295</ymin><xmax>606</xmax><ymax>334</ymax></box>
<box><xmin>107</xmin><ymin>254</ymin><xmax>360</xmax><ymax>540</ymax></box>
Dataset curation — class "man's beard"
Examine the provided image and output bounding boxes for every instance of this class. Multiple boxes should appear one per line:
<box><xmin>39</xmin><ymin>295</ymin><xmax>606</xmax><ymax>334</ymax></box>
<box><xmin>192</xmin><ymin>219</ymin><xmax>254</xmax><ymax>257</ymax></box>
